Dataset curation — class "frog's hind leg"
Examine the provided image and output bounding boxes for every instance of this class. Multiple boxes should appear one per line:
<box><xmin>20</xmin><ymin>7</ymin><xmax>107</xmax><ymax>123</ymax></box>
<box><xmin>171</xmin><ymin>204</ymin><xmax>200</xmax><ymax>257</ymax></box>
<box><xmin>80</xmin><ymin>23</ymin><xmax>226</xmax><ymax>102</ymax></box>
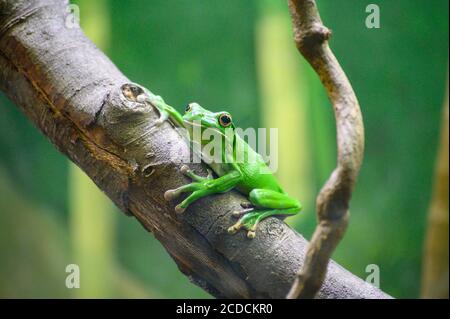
<box><xmin>228</xmin><ymin>189</ymin><xmax>302</xmax><ymax>238</ymax></box>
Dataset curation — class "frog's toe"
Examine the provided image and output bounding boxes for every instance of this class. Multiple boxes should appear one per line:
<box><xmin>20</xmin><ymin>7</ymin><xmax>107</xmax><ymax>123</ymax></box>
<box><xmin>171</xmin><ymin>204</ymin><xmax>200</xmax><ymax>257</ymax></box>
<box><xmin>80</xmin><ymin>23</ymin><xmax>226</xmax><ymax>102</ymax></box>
<box><xmin>247</xmin><ymin>230</ymin><xmax>256</xmax><ymax>239</ymax></box>
<box><xmin>179</xmin><ymin>165</ymin><xmax>208</xmax><ymax>182</ymax></box>
<box><xmin>227</xmin><ymin>222</ymin><xmax>241</xmax><ymax>234</ymax></box>
<box><xmin>232</xmin><ymin>211</ymin><xmax>242</xmax><ymax>217</ymax></box>
<box><xmin>164</xmin><ymin>189</ymin><xmax>177</xmax><ymax>201</ymax></box>
<box><xmin>136</xmin><ymin>94</ymin><xmax>147</xmax><ymax>103</ymax></box>
<box><xmin>154</xmin><ymin>118</ymin><xmax>164</xmax><ymax>127</ymax></box>
<box><xmin>175</xmin><ymin>204</ymin><xmax>186</xmax><ymax>214</ymax></box>
<box><xmin>232</xmin><ymin>208</ymin><xmax>254</xmax><ymax>218</ymax></box>
<box><xmin>180</xmin><ymin>165</ymin><xmax>190</xmax><ymax>174</ymax></box>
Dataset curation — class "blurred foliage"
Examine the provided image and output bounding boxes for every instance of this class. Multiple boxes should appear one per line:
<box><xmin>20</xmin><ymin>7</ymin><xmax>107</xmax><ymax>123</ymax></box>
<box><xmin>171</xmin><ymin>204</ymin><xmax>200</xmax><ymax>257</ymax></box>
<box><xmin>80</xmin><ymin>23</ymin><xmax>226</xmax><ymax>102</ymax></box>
<box><xmin>0</xmin><ymin>168</ymin><xmax>70</xmax><ymax>298</ymax></box>
<box><xmin>0</xmin><ymin>0</ymin><xmax>448</xmax><ymax>298</ymax></box>
<box><xmin>256</xmin><ymin>0</ymin><xmax>315</xmax><ymax>226</ymax></box>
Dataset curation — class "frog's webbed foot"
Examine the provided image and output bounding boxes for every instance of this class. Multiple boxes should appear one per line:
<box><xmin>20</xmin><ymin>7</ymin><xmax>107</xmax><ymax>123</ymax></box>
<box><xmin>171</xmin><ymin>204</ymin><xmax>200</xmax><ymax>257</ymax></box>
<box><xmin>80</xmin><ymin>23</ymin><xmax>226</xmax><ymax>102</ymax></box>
<box><xmin>228</xmin><ymin>206</ymin><xmax>300</xmax><ymax>239</ymax></box>
<box><xmin>227</xmin><ymin>211</ymin><xmax>264</xmax><ymax>239</ymax></box>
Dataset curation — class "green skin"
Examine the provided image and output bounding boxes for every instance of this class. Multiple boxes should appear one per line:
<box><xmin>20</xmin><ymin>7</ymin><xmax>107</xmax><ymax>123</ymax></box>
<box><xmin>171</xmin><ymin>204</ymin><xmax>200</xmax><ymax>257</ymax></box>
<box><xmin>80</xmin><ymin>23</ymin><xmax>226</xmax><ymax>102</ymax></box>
<box><xmin>143</xmin><ymin>91</ymin><xmax>302</xmax><ymax>238</ymax></box>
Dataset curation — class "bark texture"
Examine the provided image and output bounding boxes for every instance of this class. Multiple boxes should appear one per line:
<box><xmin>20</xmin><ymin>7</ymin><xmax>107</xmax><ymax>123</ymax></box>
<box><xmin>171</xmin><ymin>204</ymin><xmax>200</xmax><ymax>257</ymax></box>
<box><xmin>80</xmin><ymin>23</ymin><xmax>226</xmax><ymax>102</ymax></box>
<box><xmin>0</xmin><ymin>0</ymin><xmax>390</xmax><ymax>298</ymax></box>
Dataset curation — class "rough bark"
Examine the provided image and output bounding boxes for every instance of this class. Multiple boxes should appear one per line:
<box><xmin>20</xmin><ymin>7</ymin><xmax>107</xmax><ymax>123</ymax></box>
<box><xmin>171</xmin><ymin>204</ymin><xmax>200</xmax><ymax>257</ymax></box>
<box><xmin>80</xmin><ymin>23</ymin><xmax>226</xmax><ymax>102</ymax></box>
<box><xmin>286</xmin><ymin>0</ymin><xmax>365</xmax><ymax>298</ymax></box>
<box><xmin>0</xmin><ymin>0</ymin><xmax>390</xmax><ymax>299</ymax></box>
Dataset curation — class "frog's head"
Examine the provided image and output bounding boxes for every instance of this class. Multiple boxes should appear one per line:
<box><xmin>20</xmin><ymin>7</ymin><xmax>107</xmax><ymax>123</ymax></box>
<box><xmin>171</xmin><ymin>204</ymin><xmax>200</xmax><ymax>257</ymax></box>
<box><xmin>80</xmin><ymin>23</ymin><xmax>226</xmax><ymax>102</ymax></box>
<box><xmin>182</xmin><ymin>102</ymin><xmax>235</xmax><ymax>146</ymax></box>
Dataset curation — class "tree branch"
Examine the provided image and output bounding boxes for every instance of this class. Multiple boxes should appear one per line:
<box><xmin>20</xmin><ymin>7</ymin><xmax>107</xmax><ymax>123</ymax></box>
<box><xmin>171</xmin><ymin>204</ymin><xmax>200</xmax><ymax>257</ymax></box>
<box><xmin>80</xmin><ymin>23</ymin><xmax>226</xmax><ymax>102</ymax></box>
<box><xmin>286</xmin><ymin>0</ymin><xmax>365</xmax><ymax>298</ymax></box>
<box><xmin>0</xmin><ymin>0</ymin><xmax>387</xmax><ymax>298</ymax></box>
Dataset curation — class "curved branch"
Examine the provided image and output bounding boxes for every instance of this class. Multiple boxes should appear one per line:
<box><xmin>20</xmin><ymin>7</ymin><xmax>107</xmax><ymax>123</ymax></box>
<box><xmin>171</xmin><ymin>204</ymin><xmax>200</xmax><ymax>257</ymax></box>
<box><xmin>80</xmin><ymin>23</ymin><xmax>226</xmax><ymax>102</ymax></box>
<box><xmin>0</xmin><ymin>0</ymin><xmax>384</xmax><ymax>299</ymax></box>
<box><xmin>287</xmin><ymin>0</ymin><xmax>365</xmax><ymax>299</ymax></box>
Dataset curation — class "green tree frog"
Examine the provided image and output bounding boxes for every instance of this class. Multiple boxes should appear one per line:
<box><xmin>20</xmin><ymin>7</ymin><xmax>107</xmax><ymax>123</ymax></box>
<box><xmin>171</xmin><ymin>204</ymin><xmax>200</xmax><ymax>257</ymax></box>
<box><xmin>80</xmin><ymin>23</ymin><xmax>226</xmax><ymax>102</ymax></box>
<box><xmin>140</xmin><ymin>90</ymin><xmax>302</xmax><ymax>238</ymax></box>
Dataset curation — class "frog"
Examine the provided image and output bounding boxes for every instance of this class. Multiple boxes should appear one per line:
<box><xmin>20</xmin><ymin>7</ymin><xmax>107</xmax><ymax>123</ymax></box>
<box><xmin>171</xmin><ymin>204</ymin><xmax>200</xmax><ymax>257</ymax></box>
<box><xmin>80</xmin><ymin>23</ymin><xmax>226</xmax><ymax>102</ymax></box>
<box><xmin>136</xmin><ymin>88</ymin><xmax>302</xmax><ymax>238</ymax></box>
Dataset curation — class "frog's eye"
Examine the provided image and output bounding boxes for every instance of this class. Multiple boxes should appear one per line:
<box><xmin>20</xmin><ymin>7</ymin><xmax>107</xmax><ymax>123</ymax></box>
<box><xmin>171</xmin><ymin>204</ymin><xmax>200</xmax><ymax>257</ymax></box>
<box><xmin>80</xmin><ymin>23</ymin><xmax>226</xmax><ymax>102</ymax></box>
<box><xmin>185</xmin><ymin>104</ymin><xmax>192</xmax><ymax>113</ymax></box>
<box><xmin>218</xmin><ymin>113</ymin><xmax>232</xmax><ymax>127</ymax></box>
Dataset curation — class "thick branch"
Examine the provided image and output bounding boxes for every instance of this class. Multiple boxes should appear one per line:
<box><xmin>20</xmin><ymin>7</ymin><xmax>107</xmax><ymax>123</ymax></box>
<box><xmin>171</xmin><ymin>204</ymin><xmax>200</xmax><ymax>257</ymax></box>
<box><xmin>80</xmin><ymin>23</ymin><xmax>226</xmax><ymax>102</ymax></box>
<box><xmin>0</xmin><ymin>0</ymin><xmax>386</xmax><ymax>298</ymax></box>
<box><xmin>287</xmin><ymin>0</ymin><xmax>365</xmax><ymax>298</ymax></box>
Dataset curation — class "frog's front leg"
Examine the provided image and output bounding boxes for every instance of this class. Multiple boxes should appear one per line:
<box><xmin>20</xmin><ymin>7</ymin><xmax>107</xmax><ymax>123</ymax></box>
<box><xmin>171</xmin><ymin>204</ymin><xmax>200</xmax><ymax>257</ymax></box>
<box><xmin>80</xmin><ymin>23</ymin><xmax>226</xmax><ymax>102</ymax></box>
<box><xmin>228</xmin><ymin>189</ymin><xmax>302</xmax><ymax>238</ymax></box>
<box><xmin>165</xmin><ymin>167</ymin><xmax>242</xmax><ymax>214</ymax></box>
<box><xmin>179</xmin><ymin>165</ymin><xmax>214</xmax><ymax>182</ymax></box>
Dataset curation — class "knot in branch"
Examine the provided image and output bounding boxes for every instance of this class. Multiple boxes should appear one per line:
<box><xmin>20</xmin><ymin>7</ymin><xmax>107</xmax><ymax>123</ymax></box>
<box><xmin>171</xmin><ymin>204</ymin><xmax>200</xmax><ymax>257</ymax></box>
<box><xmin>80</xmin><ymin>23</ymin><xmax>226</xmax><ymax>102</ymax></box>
<box><xmin>295</xmin><ymin>23</ymin><xmax>332</xmax><ymax>54</ymax></box>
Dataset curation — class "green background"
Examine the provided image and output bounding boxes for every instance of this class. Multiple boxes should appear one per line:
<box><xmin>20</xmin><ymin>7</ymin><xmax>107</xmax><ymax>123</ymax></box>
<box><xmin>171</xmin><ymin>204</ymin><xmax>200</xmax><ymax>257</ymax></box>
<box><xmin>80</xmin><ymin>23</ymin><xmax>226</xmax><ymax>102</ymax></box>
<box><xmin>0</xmin><ymin>0</ymin><xmax>448</xmax><ymax>298</ymax></box>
